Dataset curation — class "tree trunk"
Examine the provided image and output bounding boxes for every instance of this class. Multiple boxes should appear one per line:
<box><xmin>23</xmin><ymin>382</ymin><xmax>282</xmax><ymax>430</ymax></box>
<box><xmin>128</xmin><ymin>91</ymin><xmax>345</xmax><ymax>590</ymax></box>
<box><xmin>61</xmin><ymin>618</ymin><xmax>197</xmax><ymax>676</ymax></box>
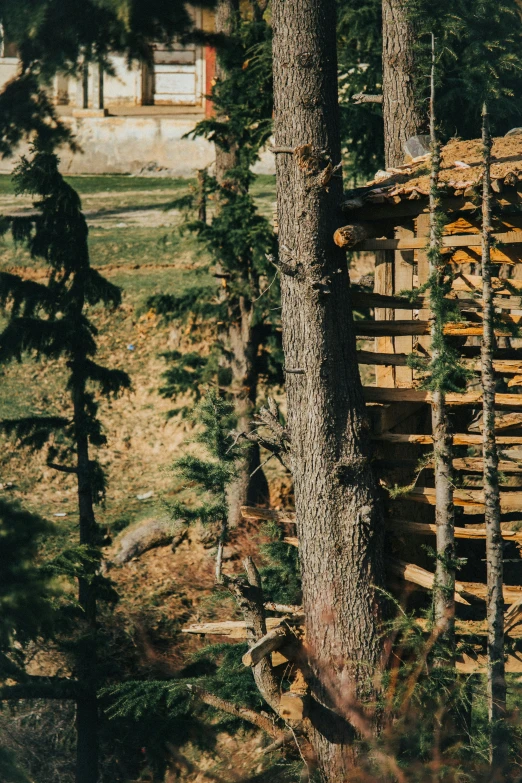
<box><xmin>427</xmin><ymin>38</ymin><xmax>455</xmax><ymax>654</ymax></box>
<box><xmin>226</xmin><ymin>302</ymin><xmax>269</xmax><ymax>528</ymax></box>
<box><xmin>215</xmin><ymin>0</ymin><xmax>241</xmax><ymax>185</ymax></box>
<box><xmin>214</xmin><ymin>0</ymin><xmax>268</xmax><ymax>528</ymax></box>
<box><xmin>382</xmin><ymin>0</ymin><xmax>424</xmax><ymax>168</ymax></box>
<box><xmin>73</xmin><ymin>374</ymin><xmax>99</xmax><ymax>783</ymax></box>
<box><xmin>481</xmin><ymin>103</ymin><xmax>508</xmax><ymax>776</ymax></box>
<box><xmin>272</xmin><ymin>0</ymin><xmax>384</xmax><ymax>777</ymax></box>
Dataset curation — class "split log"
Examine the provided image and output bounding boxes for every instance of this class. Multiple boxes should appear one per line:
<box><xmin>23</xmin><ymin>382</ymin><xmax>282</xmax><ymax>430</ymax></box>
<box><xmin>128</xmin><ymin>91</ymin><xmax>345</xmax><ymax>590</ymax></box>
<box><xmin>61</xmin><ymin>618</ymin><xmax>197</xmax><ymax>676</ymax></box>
<box><xmin>240</xmin><ymin>505</ymin><xmax>295</xmax><ymax>524</ymax></box>
<box><xmin>352</xmin><ymin>291</ymin><xmax>522</xmax><ymax>312</ymax></box>
<box><xmin>389</xmin><ymin>520</ymin><xmax>522</xmax><ymax>541</ymax></box>
<box><xmin>388</xmin><ymin>559</ymin><xmax>471</xmax><ymax>605</ymax></box>
<box><xmin>242</xmin><ymin>625</ymin><xmax>295</xmax><ymax>667</ymax></box>
<box><xmin>363</xmin><ymin>387</ymin><xmax>522</xmax><ymax>408</ymax></box>
<box><xmin>457</xmin><ymin>653</ymin><xmax>522</xmax><ymax>674</ymax></box>
<box><xmin>402</xmin><ymin>486</ymin><xmax>522</xmax><ymax>513</ymax></box>
<box><xmin>333</xmin><ymin>222</ymin><xmax>393</xmax><ymax>249</ymax></box>
<box><xmin>355</xmin><ymin>320</ymin><xmax>515</xmax><ymax>337</ymax></box>
<box><xmin>358</xmin><ymin>350</ymin><xmax>522</xmax><ymax>374</ymax></box>
<box><xmin>182</xmin><ymin>617</ymin><xmax>283</xmax><ymax>638</ymax></box>
<box><xmin>389</xmin><ymin>557</ymin><xmax>522</xmax><ymax>604</ymax></box>
<box><xmin>352</xmin><ymin>230</ymin><xmax>522</xmax><ymax>252</ymax></box>
<box><xmin>373</xmin><ymin>433</ymin><xmax>522</xmax><ymax>446</ymax></box>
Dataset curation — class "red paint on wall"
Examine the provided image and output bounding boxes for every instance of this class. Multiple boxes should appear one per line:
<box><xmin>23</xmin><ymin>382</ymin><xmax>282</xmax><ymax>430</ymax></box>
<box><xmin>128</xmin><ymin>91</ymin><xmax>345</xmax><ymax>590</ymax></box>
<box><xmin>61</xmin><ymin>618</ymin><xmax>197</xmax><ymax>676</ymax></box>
<box><xmin>205</xmin><ymin>46</ymin><xmax>216</xmax><ymax>117</ymax></box>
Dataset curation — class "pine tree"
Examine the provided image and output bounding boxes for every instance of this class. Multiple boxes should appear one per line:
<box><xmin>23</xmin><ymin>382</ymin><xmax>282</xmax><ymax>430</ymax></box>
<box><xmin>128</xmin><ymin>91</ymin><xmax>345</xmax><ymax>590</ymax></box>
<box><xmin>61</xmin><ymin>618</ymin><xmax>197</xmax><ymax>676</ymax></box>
<box><xmin>407</xmin><ymin>0</ymin><xmax>522</xmax><ymax>139</ymax></box>
<box><xmin>272</xmin><ymin>0</ymin><xmax>385</xmax><ymax>774</ymax></box>
<box><xmin>149</xmin><ymin>5</ymin><xmax>280</xmax><ymax>529</ymax></box>
<box><xmin>337</xmin><ymin>0</ymin><xmax>522</xmax><ymax>183</ymax></box>
<box><xmin>0</xmin><ymin>140</ymin><xmax>130</xmax><ymax>783</ymax></box>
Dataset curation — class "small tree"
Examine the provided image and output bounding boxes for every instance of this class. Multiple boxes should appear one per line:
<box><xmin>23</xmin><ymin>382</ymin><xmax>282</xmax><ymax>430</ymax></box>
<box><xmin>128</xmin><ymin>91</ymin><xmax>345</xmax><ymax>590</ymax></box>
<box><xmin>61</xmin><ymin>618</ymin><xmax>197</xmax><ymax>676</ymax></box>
<box><xmin>150</xmin><ymin>5</ymin><xmax>280</xmax><ymax>530</ymax></box>
<box><xmin>0</xmin><ymin>141</ymin><xmax>130</xmax><ymax>783</ymax></box>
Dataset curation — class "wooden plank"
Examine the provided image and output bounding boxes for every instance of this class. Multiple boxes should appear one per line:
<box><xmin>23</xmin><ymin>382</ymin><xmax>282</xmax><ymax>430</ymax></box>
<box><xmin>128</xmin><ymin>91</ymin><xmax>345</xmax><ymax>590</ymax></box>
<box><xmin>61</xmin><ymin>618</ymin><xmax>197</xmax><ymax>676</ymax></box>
<box><xmin>182</xmin><ymin>617</ymin><xmax>283</xmax><ymax>638</ymax></box>
<box><xmin>389</xmin><ymin>557</ymin><xmax>522</xmax><ymax>604</ymax></box>
<box><xmin>356</xmin><ymin>230</ymin><xmax>522</xmax><ymax>252</ymax></box>
<box><xmin>389</xmin><ymin>520</ymin><xmax>522</xmax><ymax>540</ymax></box>
<box><xmin>402</xmin><ymin>487</ymin><xmax>522</xmax><ymax>513</ymax></box>
<box><xmin>458</xmin><ymin>653</ymin><xmax>522</xmax><ymax>674</ymax></box>
<box><xmin>373</xmin><ymin>433</ymin><xmax>522</xmax><ymax>445</ymax></box>
<box><xmin>451</xmin><ymin>273</ymin><xmax>522</xmax><ymax>294</ymax></box>
<box><xmin>452</xmin><ymin>457</ymin><xmax>522</xmax><ymax>473</ymax></box>
<box><xmin>242</xmin><ymin>626</ymin><xmax>290</xmax><ymax>667</ymax></box>
<box><xmin>356</xmin><ymin>321</ymin><xmax>515</xmax><ymax>337</ymax></box>
<box><xmin>358</xmin><ymin>351</ymin><xmax>522</xmax><ymax>374</ymax></box>
<box><xmin>240</xmin><ymin>506</ymin><xmax>295</xmax><ymax>524</ymax></box>
<box><xmin>374</xmin><ymin>250</ymin><xmax>395</xmax><ymax>388</ymax></box>
<box><xmin>394</xmin><ymin>226</ymin><xmax>414</xmax><ymax>387</ymax></box>
<box><xmin>364</xmin><ymin>387</ymin><xmax>522</xmax><ymax>407</ymax></box>
<box><xmin>352</xmin><ymin>291</ymin><xmax>522</xmax><ymax>311</ymax></box>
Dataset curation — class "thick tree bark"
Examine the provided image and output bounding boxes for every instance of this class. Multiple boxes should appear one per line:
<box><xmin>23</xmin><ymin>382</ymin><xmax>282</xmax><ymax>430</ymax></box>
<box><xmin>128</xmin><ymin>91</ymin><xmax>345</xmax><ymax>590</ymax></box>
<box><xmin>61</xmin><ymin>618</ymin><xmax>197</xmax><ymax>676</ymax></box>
<box><xmin>382</xmin><ymin>0</ymin><xmax>424</xmax><ymax>167</ymax></box>
<box><xmin>426</xmin><ymin>38</ymin><xmax>455</xmax><ymax>654</ymax></box>
<box><xmin>73</xmin><ymin>373</ymin><xmax>99</xmax><ymax>783</ymax></box>
<box><xmin>272</xmin><ymin>1</ymin><xmax>384</xmax><ymax>778</ymax></box>
<box><xmin>481</xmin><ymin>103</ymin><xmax>508</xmax><ymax>775</ymax></box>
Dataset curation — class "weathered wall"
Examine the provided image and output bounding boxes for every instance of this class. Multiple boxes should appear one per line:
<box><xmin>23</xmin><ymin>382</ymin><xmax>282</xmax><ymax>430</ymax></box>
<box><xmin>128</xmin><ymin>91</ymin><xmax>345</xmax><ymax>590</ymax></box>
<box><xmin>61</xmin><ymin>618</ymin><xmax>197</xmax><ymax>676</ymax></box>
<box><xmin>0</xmin><ymin>115</ymin><xmax>275</xmax><ymax>177</ymax></box>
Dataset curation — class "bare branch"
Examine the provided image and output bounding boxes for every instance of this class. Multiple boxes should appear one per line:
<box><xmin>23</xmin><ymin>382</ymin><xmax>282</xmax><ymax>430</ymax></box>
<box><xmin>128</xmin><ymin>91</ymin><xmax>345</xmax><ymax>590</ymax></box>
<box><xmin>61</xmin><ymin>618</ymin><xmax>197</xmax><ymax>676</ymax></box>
<box><xmin>352</xmin><ymin>92</ymin><xmax>383</xmax><ymax>104</ymax></box>
<box><xmin>186</xmin><ymin>684</ymin><xmax>282</xmax><ymax>739</ymax></box>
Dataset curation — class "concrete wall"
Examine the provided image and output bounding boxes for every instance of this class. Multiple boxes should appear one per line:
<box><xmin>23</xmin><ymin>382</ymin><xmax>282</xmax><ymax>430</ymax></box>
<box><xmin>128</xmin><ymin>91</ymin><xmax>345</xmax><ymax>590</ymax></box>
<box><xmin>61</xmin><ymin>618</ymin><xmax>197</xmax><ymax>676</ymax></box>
<box><xmin>0</xmin><ymin>115</ymin><xmax>275</xmax><ymax>177</ymax></box>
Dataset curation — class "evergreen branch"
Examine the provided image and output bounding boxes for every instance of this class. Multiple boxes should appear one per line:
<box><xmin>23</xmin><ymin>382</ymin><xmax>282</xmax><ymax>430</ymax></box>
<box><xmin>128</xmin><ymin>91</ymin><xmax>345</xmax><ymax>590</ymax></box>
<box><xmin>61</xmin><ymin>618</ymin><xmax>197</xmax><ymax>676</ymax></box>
<box><xmin>0</xmin><ymin>272</ymin><xmax>51</xmax><ymax>317</ymax></box>
<box><xmin>0</xmin><ymin>416</ymin><xmax>69</xmax><ymax>450</ymax></box>
<box><xmin>83</xmin><ymin>360</ymin><xmax>131</xmax><ymax>397</ymax></box>
<box><xmin>185</xmin><ymin>683</ymin><xmax>283</xmax><ymax>739</ymax></box>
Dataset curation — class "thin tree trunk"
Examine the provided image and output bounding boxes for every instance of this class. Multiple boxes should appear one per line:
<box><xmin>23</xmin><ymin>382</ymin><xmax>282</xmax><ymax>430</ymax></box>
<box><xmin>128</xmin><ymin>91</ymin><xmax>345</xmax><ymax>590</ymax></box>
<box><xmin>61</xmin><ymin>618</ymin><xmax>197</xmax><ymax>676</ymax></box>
<box><xmin>272</xmin><ymin>0</ymin><xmax>384</xmax><ymax>777</ymax></box>
<box><xmin>481</xmin><ymin>102</ymin><xmax>508</xmax><ymax>776</ymax></box>
<box><xmin>73</xmin><ymin>371</ymin><xmax>99</xmax><ymax>783</ymax></box>
<box><xmin>382</xmin><ymin>0</ymin><xmax>424</xmax><ymax>168</ymax></box>
<box><xmin>428</xmin><ymin>37</ymin><xmax>455</xmax><ymax>655</ymax></box>
<box><xmin>226</xmin><ymin>304</ymin><xmax>269</xmax><ymax>528</ymax></box>
<box><xmin>215</xmin><ymin>0</ymin><xmax>241</xmax><ymax>185</ymax></box>
<box><xmin>214</xmin><ymin>0</ymin><xmax>268</xmax><ymax>527</ymax></box>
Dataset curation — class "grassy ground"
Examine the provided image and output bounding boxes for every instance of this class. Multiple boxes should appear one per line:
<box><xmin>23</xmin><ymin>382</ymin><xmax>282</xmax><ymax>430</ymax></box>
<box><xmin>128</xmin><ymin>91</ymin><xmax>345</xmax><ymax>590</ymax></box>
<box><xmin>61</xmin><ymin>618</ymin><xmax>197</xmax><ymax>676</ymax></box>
<box><xmin>0</xmin><ymin>173</ymin><xmax>277</xmax><ymax>530</ymax></box>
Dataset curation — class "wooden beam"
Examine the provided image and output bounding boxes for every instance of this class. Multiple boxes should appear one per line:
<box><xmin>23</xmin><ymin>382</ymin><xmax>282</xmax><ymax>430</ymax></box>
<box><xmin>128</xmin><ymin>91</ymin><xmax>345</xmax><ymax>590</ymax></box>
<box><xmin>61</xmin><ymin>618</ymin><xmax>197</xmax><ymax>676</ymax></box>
<box><xmin>457</xmin><ymin>653</ymin><xmax>522</xmax><ymax>674</ymax></box>
<box><xmin>389</xmin><ymin>557</ymin><xmax>522</xmax><ymax>604</ymax></box>
<box><xmin>240</xmin><ymin>505</ymin><xmax>295</xmax><ymax>524</ymax></box>
<box><xmin>242</xmin><ymin>626</ymin><xmax>292</xmax><ymax>667</ymax></box>
<box><xmin>373</xmin><ymin>433</ymin><xmax>522</xmax><ymax>445</ymax></box>
<box><xmin>358</xmin><ymin>351</ymin><xmax>522</xmax><ymax>374</ymax></box>
<box><xmin>182</xmin><ymin>617</ymin><xmax>284</xmax><ymax>638</ymax></box>
<box><xmin>364</xmin><ymin>387</ymin><xmax>522</xmax><ymax>407</ymax></box>
<box><xmin>355</xmin><ymin>320</ymin><xmax>515</xmax><ymax>337</ymax></box>
<box><xmin>389</xmin><ymin>519</ymin><xmax>522</xmax><ymax>540</ymax></box>
<box><xmin>451</xmin><ymin>273</ymin><xmax>522</xmax><ymax>295</ymax></box>
<box><xmin>352</xmin><ymin>291</ymin><xmax>522</xmax><ymax>311</ymax></box>
<box><xmin>402</xmin><ymin>487</ymin><xmax>522</xmax><ymax>513</ymax></box>
<box><xmin>352</xmin><ymin>230</ymin><xmax>522</xmax><ymax>251</ymax></box>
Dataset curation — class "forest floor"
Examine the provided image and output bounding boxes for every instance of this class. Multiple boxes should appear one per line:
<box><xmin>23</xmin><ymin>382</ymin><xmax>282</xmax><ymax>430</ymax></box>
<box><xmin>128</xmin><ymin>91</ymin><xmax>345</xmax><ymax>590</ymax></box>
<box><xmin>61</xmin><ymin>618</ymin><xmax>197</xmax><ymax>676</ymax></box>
<box><xmin>0</xmin><ymin>173</ymin><xmax>295</xmax><ymax>782</ymax></box>
<box><xmin>0</xmin><ymin>173</ymin><xmax>371</xmax><ymax>782</ymax></box>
